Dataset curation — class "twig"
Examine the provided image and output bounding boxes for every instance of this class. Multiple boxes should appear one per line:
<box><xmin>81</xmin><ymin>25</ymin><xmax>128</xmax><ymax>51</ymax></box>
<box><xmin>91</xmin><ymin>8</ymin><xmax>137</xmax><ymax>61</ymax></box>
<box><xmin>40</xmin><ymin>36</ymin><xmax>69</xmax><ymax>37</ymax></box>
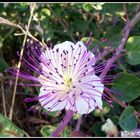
<box><xmin>0</xmin><ymin>17</ymin><xmax>45</xmax><ymax>48</ymax></box>
<box><xmin>1</xmin><ymin>129</ymin><xmax>20</xmax><ymax>137</ymax></box>
<box><xmin>99</xmin><ymin>26</ymin><xmax>130</xmax><ymax>80</ymax></box>
<box><xmin>105</xmin><ymin>89</ymin><xmax>127</xmax><ymax>108</ymax></box>
<box><xmin>8</xmin><ymin>3</ymin><xmax>36</xmax><ymax>121</ymax></box>
<box><xmin>0</xmin><ymin>74</ymin><xmax>7</xmax><ymax>117</ymax></box>
<box><xmin>123</xmin><ymin>3</ymin><xmax>129</xmax><ymax>22</ymax></box>
<box><xmin>0</xmin><ymin>47</ymin><xmax>7</xmax><ymax>117</ymax></box>
<box><xmin>123</xmin><ymin>10</ymin><xmax>140</xmax><ymax>32</ymax></box>
<box><xmin>100</xmin><ymin>115</ymin><xmax>105</xmax><ymax>123</ymax></box>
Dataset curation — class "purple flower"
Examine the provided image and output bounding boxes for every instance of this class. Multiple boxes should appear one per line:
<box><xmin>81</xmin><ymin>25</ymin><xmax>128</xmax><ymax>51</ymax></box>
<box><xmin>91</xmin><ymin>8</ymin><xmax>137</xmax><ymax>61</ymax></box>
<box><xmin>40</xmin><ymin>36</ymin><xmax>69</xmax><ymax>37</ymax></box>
<box><xmin>8</xmin><ymin>40</ymin><xmax>115</xmax><ymax>115</ymax></box>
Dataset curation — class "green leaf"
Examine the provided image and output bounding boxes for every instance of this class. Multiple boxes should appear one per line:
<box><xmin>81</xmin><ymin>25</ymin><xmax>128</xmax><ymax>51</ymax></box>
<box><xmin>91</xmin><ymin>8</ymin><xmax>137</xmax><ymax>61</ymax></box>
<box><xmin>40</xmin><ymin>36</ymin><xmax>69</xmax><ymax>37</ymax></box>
<box><xmin>61</xmin><ymin>126</ymin><xmax>71</xmax><ymax>137</ymax></box>
<box><xmin>92</xmin><ymin>101</ymin><xmax>111</xmax><ymax>117</ymax></box>
<box><xmin>125</xmin><ymin>36</ymin><xmax>140</xmax><ymax>65</ymax></box>
<box><xmin>41</xmin><ymin>125</ymin><xmax>56</xmax><ymax>137</ymax></box>
<box><xmin>41</xmin><ymin>8</ymin><xmax>51</xmax><ymax>16</ymax></box>
<box><xmin>102</xmin><ymin>4</ymin><xmax>124</xmax><ymax>16</ymax></box>
<box><xmin>112</xmin><ymin>72</ymin><xmax>140</xmax><ymax>102</ymax></box>
<box><xmin>73</xmin><ymin>113</ymin><xmax>81</xmax><ymax>120</ymax></box>
<box><xmin>40</xmin><ymin>125</ymin><xmax>71</xmax><ymax>137</ymax></box>
<box><xmin>82</xmin><ymin>3</ymin><xmax>93</xmax><ymax>12</ymax></box>
<box><xmin>92</xmin><ymin>3</ymin><xmax>104</xmax><ymax>11</ymax></box>
<box><xmin>51</xmin><ymin>4</ymin><xmax>62</xmax><ymax>16</ymax></box>
<box><xmin>0</xmin><ymin>113</ymin><xmax>27</xmax><ymax>137</ymax></box>
<box><xmin>0</xmin><ymin>58</ymin><xmax>9</xmax><ymax>72</ymax></box>
<box><xmin>80</xmin><ymin>37</ymin><xmax>89</xmax><ymax>43</ymax></box>
<box><xmin>119</xmin><ymin>106</ymin><xmax>138</xmax><ymax>132</ymax></box>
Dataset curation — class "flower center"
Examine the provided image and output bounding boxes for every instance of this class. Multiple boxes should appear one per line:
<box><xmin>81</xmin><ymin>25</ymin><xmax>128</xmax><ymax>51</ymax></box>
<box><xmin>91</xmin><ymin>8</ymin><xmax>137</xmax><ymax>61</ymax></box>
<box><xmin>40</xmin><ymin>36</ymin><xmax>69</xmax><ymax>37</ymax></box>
<box><xmin>63</xmin><ymin>73</ymin><xmax>72</xmax><ymax>87</ymax></box>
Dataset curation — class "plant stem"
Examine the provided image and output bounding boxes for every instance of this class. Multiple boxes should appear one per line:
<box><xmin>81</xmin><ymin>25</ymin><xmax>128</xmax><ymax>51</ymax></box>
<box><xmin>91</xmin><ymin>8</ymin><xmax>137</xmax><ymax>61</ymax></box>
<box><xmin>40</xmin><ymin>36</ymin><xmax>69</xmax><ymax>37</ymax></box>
<box><xmin>0</xmin><ymin>74</ymin><xmax>7</xmax><ymax>117</ymax></box>
<box><xmin>51</xmin><ymin>110</ymin><xmax>74</xmax><ymax>137</ymax></box>
<box><xmin>100</xmin><ymin>11</ymin><xmax>140</xmax><ymax>80</ymax></box>
<box><xmin>75</xmin><ymin>116</ymin><xmax>83</xmax><ymax>131</ymax></box>
<box><xmin>0</xmin><ymin>48</ymin><xmax>7</xmax><ymax>117</ymax></box>
<box><xmin>105</xmin><ymin>88</ymin><xmax>127</xmax><ymax>108</ymax></box>
<box><xmin>99</xmin><ymin>28</ymin><xmax>130</xmax><ymax>80</ymax></box>
<box><xmin>8</xmin><ymin>3</ymin><xmax>36</xmax><ymax>121</ymax></box>
<box><xmin>100</xmin><ymin>115</ymin><xmax>105</xmax><ymax>123</ymax></box>
<box><xmin>0</xmin><ymin>17</ymin><xmax>45</xmax><ymax>47</ymax></box>
<box><xmin>99</xmin><ymin>11</ymin><xmax>140</xmax><ymax>121</ymax></box>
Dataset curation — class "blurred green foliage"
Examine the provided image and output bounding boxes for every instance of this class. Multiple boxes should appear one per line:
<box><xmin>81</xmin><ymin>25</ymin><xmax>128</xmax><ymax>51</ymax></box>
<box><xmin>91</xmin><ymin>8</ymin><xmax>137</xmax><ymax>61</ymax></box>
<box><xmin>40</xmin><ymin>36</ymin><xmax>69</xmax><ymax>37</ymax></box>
<box><xmin>0</xmin><ymin>3</ymin><xmax>140</xmax><ymax>61</ymax></box>
<box><xmin>0</xmin><ymin>113</ymin><xmax>27</xmax><ymax>137</ymax></box>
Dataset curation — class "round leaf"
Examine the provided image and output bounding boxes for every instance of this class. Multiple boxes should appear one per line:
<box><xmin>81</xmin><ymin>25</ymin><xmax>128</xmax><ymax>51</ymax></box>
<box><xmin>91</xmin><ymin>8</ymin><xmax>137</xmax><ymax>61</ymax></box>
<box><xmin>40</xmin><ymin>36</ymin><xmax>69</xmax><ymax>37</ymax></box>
<box><xmin>82</xmin><ymin>3</ymin><xmax>93</xmax><ymax>12</ymax></box>
<box><xmin>112</xmin><ymin>72</ymin><xmax>140</xmax><ymax>102</ymax></box>
<box><xmin>41</xmin><ymin>8</ymin><xmax>51</xmax><ymax>16</ymax></box>
<box><xmin>125</xmin><ymin>36</ymin><xmax>140</xmax><ymax>65</ymax></box>
<box><xmin>119</xmin><ymin>106</ymin><xmax>138</xmax><ymax>132</ymax></box>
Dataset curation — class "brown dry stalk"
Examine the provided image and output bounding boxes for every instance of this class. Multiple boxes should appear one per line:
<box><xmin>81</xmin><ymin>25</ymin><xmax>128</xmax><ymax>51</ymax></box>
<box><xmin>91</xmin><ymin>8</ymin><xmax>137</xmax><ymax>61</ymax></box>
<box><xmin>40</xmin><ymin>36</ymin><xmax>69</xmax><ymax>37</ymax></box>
<box><xmin>1</xmin><ymin>129</ymin><xmax>20</xmax><ymax>137</ymax></box>
<box><xmin>8</xmin><ymin>3</ymin><xmax>36</xmax><ymax>121</ymax></box>
<box><xmin>0</xmin><ymin>74</ymin><xmax>7</xmax><ymax>117</ymax></box>
<box><xmin>0</xmin><ymin>17</ymin><xmax>45</xmax><ymax>48</ymax></box>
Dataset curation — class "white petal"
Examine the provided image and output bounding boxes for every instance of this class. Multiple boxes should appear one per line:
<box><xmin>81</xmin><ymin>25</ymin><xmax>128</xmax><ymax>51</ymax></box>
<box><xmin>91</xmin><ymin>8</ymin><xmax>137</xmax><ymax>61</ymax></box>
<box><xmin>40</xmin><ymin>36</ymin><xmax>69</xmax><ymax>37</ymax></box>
<box><xmin>54</xmin><ymin>41</ymin><xmax>75</xmax><ymax>52</ymax></box>
<box><xmin>72</xmin><ymin>42</ymin><xmax>95</xmax><ymax>78</ymax></box>
<box><xmin>39</xmin><ymin>87</ymin><xmax>66</xmax><ymax>111</ymax></box>
<box><xmin>75</xmin><ymin>95</ymin><xmax>90</xmax><ymax>114</ymax></box>
<box><xmin>48</xmin><ymin>98</ymin><xmax>67</xmax><ymax>111</ymax></box>
<box><xmin>65</xmin><ymin>95</ymin><xmax>75</xmax><ymax>112</ymax></box>
<box><xmin>95</xmin><ymin>96</ymin><xmax>103</xmax><ymax>109</ymax></box>
<box><xmin>80</xmin><ymin>85</ymin><xmax>103</xmax><ymax>109</ymax></box>
<box><xmin>75</xmin><ymin>41</ymin><xmax>87</xmax><ymax>51</ymax></box>
<box><xmin>54</xmin><ymin>41</ymin><xmax>75</xmax><ymax>63</ymax></box>
<box><xmin>39</xmin><ymin>87</ymin><xmax>50</xmax><ymax>95</ymax></box>
<box><xmin>80</xmin><ymin>75</ymin><xmax>104</xmax><ymax>94</ymax></box>
<box><xmin>83</xmin><ymin>88</ymin><xmax>103</xmax><ymax>109</ymax></box>
<box><xmin>76</xmin><ymin>41</ymin><xmax>95</xmax><ymax>60</ymax></box>
<box><xmin>78</xmin><ymin>74</ymin><xmax>104</xmax><ymax>110</ymax></box>
<box><xmin>54</xmin><ymin>41</ymin><xmax>87</xmax><ymax>56</ymax></box>
<box><xmin>89</xmin><ymin>99</ymin><xmax>96</xmax><ymax>112</ymax></box>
